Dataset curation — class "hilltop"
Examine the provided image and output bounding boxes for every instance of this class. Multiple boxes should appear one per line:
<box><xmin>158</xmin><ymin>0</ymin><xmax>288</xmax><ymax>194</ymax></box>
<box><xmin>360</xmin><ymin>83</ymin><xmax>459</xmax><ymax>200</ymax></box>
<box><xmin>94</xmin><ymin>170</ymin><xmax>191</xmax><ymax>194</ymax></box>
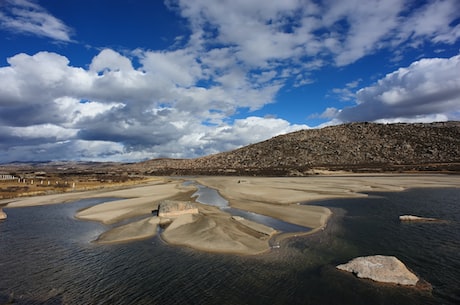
<box><xmin>134</xmin><ymin>121</ymin><xmax>460</xmax><ymax>175</ymax></box>
<box><xmin>1</xmin><ymin>122</ymin><xmax>459</xmax><ymax>179</ymax></box>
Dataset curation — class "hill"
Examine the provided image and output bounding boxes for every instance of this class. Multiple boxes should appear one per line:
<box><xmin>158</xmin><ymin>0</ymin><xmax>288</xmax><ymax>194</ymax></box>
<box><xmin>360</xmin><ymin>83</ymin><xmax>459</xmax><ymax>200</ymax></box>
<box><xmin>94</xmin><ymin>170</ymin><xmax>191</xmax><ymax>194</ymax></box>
<box><xmin>135</xmin><ymin>121</ymin><xmax>460</xmax><ymax>175</ymax></box>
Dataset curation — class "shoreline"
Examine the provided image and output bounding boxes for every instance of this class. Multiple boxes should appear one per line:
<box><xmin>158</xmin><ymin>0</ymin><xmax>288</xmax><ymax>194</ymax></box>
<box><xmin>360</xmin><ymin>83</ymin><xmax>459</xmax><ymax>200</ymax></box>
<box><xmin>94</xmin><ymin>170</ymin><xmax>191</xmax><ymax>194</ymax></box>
<box><xmin>3</xmin><ymin>174</ymin><xmax>460</xmax><ymax>255</ymax></box>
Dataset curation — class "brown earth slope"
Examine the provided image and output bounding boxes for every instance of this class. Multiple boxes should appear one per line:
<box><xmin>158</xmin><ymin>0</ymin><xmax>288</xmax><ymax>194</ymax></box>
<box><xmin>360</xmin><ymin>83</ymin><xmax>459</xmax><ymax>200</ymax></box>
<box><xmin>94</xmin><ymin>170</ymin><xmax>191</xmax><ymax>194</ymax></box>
<box><xmin>2</xmin><ymin>122</ymin><xmax>459</xmax><ymax>178</ymax></box>
<box><xmin>135</xmin><ymin>121</ymin><xmax>460</xmax><ymax>175</ymax></box>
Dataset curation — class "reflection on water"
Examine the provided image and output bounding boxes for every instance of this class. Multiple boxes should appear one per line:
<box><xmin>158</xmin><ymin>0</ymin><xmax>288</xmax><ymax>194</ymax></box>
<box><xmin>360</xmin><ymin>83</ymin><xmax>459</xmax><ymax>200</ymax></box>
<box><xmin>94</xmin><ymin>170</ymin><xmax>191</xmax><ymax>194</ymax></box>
<box><xmin>0</xmin><ymin>189</ymin><xmax>459</xmax><ymax>304</ymax></box>
<box><xmin>191</xmin><ymin>184</ymin><xmax>229</xmax><ymax>207</ymax></box>
<box><xmin>192</xmin><ymin>183</ymin><xmax>310</xmax><ymax>233</ymax></box>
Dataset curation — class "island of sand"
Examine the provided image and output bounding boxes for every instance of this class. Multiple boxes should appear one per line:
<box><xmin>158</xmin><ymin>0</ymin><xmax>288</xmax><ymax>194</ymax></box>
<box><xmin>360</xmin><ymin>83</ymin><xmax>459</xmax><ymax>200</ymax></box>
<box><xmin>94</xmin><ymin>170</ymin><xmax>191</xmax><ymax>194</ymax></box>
<box><xmin>3</xmin><ymin>174</ymin><xmax>460</xmax><ymax>255</ymax></box>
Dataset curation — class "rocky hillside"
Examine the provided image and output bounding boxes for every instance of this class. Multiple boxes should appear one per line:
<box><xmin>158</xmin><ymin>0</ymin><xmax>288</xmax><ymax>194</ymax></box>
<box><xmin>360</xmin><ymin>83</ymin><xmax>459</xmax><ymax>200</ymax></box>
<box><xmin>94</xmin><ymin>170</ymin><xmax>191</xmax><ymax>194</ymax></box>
<box><xmin>136</xmin><ymin>121</ymin><xmax>460</xmax><ymax>175</ymax></box>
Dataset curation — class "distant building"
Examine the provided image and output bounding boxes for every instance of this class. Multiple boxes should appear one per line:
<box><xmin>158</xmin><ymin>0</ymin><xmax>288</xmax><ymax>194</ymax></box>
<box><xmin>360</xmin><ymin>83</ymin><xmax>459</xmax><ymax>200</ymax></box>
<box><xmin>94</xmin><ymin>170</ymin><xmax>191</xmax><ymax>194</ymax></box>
<box><xmin>0</xmin><ymin>174</ymin><xmax>16</xmax><ymax>180</ymax></box>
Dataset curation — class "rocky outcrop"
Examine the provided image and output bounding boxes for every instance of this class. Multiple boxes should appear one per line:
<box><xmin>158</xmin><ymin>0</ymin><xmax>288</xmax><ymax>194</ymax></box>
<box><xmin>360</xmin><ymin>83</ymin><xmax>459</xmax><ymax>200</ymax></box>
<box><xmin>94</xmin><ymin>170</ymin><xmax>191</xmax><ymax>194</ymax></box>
<box><xmin>399</xmin><ymin>215</ymin><xmax>440</xmax><ymax>222</ymax></box>
<box><xmin>337</xmin><ymin>255</ymin><xmax>419</xmax><ymax>286</ymax></box>
<box><xmin>2</xmin><ymin>122</ymin><xmax>459</xmax><ymax>176</ymax></box>
<box><xmin>0</xmin><ymin>208</ymin><xmax>6</xmax><ymax>220</ymax></box>
<box><xmin>158</xmin><ymin>200</ymin><xmax>199</xmax><ymax>218</ymax></box>
<box><xmin>133</xmin><ymin>121</ymin><xmax>460</xmax><ymax>176</ymax></box>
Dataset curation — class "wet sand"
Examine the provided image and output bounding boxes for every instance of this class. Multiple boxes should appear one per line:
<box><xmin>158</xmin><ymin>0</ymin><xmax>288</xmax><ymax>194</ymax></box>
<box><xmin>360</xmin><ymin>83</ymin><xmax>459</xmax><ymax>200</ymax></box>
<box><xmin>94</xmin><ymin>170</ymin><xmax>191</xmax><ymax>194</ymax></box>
<box><xmin>4</xmin><ymin>174</ymin><xmax>460</xmax><ymax>255</ymax></box>
<box><xmin>195</xmin><ymin>174</ymin><xmax>460</xmax><ymax>229</ymax></box>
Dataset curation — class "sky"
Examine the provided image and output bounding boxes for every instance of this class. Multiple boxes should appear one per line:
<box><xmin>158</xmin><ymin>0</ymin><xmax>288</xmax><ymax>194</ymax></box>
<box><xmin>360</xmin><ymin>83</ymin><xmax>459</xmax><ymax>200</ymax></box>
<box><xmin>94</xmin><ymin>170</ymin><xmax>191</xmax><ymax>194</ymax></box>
<box><xmin>0</xmin><ymin>0</ymin><xmax>459</xmax><ymax>163</ymax></box>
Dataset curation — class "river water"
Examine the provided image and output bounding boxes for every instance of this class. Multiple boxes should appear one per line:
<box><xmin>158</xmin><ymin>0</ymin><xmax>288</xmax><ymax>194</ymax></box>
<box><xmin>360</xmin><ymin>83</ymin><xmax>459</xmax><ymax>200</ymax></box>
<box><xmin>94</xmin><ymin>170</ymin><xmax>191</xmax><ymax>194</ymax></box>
<box><xmin>0</xmin><ymin>188</ymin><xmax>459</xmax><ymax>304</ymax></box>
<box><xmin>191</xmin><ymin>183</ymin><xmax>310</xmax><ymax>233</ymax></box>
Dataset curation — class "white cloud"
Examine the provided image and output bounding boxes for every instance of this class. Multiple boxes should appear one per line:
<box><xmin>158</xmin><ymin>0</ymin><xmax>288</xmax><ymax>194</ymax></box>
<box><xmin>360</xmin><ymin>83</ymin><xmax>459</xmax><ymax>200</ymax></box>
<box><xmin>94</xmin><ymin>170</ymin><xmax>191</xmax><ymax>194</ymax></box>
<box><xmin>137</xmin><ymin>49</ymin><xmax>203</xmax><ymax>87</ymax></box>
<box><xmin>374</xmin><ymin>114</ymin><xmax>451</xmax><ymax>124</ymax></box>
<box><xmin>173</xmin><ymin>116</ymin><xmax>309</xmax><ymax>157</ymax></box>
<box><xmin>54</xmin><ymin>97</ymin><xmax>122</xmax><ymax>126</ymax></box>
<box><xmin>331</xmin><ymin>79</ymin><xmax>362</xmax><ymax>101</ymax></box>
<box><xmin>207</xmin><ymin>116</ymin><xmax>308</xmax><ymax>146</ymax></box>
<box><xmin>323</xmin><ymin>0</ymin><xmax>404</xmax><ymax>66</ymax></box>
<box><xmin>0</xmin><ymin>0</ymin><xmax>73</xmax><ymax>42</ymax></box>
<box><xmin>90</xmin><ymin>49</ymin><xmax>134</xmax><ymax>73</ymax></box>
<box><xmin>0</xmin><ymin>52</ymin><xmax>91</xmax><ymax>106</ymax></box>
<box><xmin>334</xmin><ymin>54</ymin><xmax>460</xmax><ymax>122</ymax></box>
<box><xmin>0</xmin><ymin>48</ymin><xmax>298</xmax><ymax>162</ymax></box>
<box><xmin>8</xmin><ymin>124</ymin><xmax>78</xmax><ymax>140</ymax></box>
<box><xmin>0</xmin><ymin>1</ymin><xmax>460</xmax><ymax>162</ymax></box>
<box><xmin>0</xmin><ymin>140</ymin><xmax>127</xmax><ymax>163</ymax></box>
<box><xmin>171</xmin><ymin>0</ymin><xmax>460</xmax><ymax>70</ymax></box>
<box><xmin>318</xmin><ymin>107</ymin><xmax>340</xmax><ymax>119</ymax></box>
<box><xmin>400</xmin><ymin>0</ymin><xmax>460</xmax><ymax>45</ymax></box>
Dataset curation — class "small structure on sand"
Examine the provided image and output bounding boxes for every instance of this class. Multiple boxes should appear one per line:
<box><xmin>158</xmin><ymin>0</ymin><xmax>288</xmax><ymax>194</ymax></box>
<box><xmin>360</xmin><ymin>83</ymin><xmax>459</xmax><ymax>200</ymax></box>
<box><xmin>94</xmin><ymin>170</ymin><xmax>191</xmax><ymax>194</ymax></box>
<box><xmin>158</xmin><ymin>200</ymin><xmax>199</xmax><ymax>218</ymax></box>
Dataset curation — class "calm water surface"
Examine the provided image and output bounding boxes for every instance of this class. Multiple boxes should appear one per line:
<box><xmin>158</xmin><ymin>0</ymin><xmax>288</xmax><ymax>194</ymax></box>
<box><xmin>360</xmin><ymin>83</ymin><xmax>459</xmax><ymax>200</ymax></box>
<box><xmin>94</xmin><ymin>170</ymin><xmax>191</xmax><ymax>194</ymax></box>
<box><xmin>0</xmin><ymin>188</ymin><xmax>459</xmax><ymax>304</ymax></box>
<box><xmin>192</xmin><ymin>184</ymin><xmax>310</xmax><ymax>233</ymax></box>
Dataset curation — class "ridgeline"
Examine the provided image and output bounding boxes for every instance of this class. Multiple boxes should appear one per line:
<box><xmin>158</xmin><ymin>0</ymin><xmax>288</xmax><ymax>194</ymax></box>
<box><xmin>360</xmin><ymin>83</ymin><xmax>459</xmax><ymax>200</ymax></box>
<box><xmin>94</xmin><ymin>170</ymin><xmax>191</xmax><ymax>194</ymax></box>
<box><xmin>135</xmin><ymin>121</ymin><xmax>460</xmax><ymax>175</ymax></box>
<box><xmin>1</xmin><ymin>122</ymin><xmax>459</xmax><ymax>177</ymax></box>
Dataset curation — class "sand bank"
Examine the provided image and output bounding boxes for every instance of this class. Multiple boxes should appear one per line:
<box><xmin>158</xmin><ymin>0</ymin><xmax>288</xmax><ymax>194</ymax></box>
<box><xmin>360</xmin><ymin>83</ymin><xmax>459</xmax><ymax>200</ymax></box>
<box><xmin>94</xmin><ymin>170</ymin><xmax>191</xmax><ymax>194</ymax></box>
<box><xmin>3</xmin><ymin>178</ymin><xmax>186</xmax><ymax>208</ymax></box>
<box><xmin>75</xmin><ymin>182</ymin><xmax>195</xmax><ymax>224</ymax></box>
<box><xmin>96</xmin><ymin>217</ymin><xmax>160</xmax><ymax>244</ymax></box>
<box><xmin>3</xmin><ymin>177</ymin><xmax>196</xmax><ymax>244</ymax></box>
<box><xmin>195</xmin><ymin>174</ymin><xmax>459</xmax><ymax>230</ymax></box>
<box><xmin>4</xmin><ymin>174</ymin><xmax>460</xmax><ymax>255</ymax></box>
<box><xmin>162</xmin><ymin>203</ymin><xmax>276</xmax><ymax>255</ymax></box>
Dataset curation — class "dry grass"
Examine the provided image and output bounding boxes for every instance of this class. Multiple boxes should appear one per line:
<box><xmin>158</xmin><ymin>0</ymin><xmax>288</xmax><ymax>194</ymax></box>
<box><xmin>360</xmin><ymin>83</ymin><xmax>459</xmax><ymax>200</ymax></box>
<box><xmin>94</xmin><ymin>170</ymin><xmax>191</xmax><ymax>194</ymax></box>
<box><xmin>0</xmin><ymin>175</ymin><xmax>151</xmax><ymax>199</ymax></box>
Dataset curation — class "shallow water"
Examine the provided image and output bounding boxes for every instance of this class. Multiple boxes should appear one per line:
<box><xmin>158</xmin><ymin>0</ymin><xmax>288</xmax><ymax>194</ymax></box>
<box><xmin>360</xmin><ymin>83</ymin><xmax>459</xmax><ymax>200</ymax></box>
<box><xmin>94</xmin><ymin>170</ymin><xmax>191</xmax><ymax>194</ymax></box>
<box><xmin>0</xmin><ymin>188</ymin><xmax>459</xmax><ymax>304</ymax></box>
<box><xmin>311</xmin><ymin>188</ymin><xmax>460</xmax><ymax>304</ymax></box>
<box><xmin>192</xmin><ymin>183</ymin><xmax>310</xmax><ymax>233</ymax></box>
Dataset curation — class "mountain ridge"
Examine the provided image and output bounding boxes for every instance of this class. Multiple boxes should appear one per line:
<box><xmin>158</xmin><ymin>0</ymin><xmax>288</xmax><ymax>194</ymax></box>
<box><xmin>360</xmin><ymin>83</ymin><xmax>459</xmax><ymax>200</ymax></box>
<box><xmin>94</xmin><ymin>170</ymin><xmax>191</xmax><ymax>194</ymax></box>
<box><xmin>134</xmin><ymin>121</ymin><xmax>460</xmax><ymax>175</ymax></box>
<box><xmin>1</xmin><ymin>122</ymin><xmax>459</xmax><ymax>176</ymax></box>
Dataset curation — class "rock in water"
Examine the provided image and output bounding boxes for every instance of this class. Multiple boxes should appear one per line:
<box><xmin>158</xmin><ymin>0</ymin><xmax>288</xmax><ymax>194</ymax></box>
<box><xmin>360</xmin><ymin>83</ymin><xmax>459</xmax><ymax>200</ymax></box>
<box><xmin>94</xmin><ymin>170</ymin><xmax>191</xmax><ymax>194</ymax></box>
<box><xmin>337</xmin><ymin>255</ymin><xmax>419</xmax><ymax>286</ymax></box>
<box><xmin>0</xmin><ymin>208</ymin><xmax>6</xmax><ymax>220</ymax></box>
<box><xmin>399</xmin><ymin>215</ymin><xmax>439</xmax><ymax>222</ymax></box>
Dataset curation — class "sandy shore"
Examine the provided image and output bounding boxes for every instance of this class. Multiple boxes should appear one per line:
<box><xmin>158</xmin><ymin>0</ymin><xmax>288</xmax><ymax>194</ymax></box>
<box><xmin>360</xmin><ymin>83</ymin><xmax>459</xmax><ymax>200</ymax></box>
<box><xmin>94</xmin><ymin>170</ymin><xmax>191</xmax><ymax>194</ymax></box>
<box><xmin>2</xmin><ymin>178</ymin><xmax>186</xmax><ymax>207</ymax></box>
<box><xmin>195</xmin><ymin>174</ymin><xmax>460</xmax><ymax>229</ymax></box>
<box><xmin>4</xmin><ymin>174</ymin><xmax>460</xmax><ymax>255</ymax></box>
<box><xmin>96</xmin><ymin>217</ymin><xmax>161</xmax><ymax>244</ymax></box>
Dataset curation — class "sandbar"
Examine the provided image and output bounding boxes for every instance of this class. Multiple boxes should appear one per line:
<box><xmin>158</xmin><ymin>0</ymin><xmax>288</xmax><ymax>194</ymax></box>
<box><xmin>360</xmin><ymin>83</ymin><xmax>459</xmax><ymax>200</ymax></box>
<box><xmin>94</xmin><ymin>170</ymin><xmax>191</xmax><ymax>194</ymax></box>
<box><xmin>195</xmin><ymin>174</ymin><xmax>459</xmax><ymax>229</ymax></box>
<box><xmin>96</xmin><ymin>217</ymin><xmax>161</xmax><ymax>244</ymax></box>
<box><xmin>161</xmin><ymin>203</ymin><xmax>276</xmax><ymax>255</ymax></box>
<box><xmin>4</xmin><ymin>174</ymin><xmax>460</xmax><ymax>255</ymax></box>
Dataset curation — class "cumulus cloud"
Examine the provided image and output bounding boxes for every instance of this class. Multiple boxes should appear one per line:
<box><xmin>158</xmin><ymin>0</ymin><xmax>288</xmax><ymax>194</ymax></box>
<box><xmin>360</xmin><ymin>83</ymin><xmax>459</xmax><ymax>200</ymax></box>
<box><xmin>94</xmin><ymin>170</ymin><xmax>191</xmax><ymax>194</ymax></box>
<box><xmin>0</xmin><ymin>0</ymin><xmax>73</xmax><ymax>42</ymax></box>
<box><xmin>399</xmin><ymin>0</ymin><xmax>460</xmax><ymax>46</ymax></box>
<box><xmin>202</xmin><ymin>116</ymin><xmax>309</xmax><ymax>151</ymax></box>
<box><xmin>331</xmin><ymin>79</ymin><xmax>362</xmax><ymax>102</ymax></box>
<box><xmin>334</xmin><ymin>54</ymin><xmax>460</xmax><ymax>122</ymax></box>
<box><xmin>0</xmin><ymin>1</ymin><xmax>459</xmax><ymax>162</ymax></box>
<box><xmin>0</xmin><ymin>48</ymin><xmax>307</xmax><ymax>162</ymax></box>
<box><xmin>170</xmin><ymin>0</ymin><xmax>460</xmax><ymax>68</ymax></box>
<box><xmin>323</xmin><ymin>0</ymin><xmax>404</xmax><ymax>66</ymax></box>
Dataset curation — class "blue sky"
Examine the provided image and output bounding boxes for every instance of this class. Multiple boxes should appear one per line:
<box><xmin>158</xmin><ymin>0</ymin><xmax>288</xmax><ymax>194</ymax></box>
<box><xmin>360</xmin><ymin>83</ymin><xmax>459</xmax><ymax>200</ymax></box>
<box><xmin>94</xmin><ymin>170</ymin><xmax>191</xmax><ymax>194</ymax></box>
<box><xmin>0</xmin><ymin>0</ymin><xmax>459</xmax><ymax>162</ymax></box>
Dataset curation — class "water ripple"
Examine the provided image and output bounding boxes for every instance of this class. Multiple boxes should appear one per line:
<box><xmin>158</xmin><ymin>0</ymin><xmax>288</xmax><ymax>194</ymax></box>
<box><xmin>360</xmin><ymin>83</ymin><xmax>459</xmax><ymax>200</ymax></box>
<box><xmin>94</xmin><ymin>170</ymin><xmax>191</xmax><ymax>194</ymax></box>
<box><xmin>1</xmin><ymin>189</ymin><xmax>459</xmax><ymax>304</ymax></box>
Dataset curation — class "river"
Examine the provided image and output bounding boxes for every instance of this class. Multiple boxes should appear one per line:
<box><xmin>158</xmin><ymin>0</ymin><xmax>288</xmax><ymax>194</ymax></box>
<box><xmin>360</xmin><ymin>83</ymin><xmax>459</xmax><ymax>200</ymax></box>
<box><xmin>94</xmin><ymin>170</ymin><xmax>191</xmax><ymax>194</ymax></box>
<box><xmin>0</xmin><ymin>188</ymin><xmax>459</xmax><ymax>304</ymax></box>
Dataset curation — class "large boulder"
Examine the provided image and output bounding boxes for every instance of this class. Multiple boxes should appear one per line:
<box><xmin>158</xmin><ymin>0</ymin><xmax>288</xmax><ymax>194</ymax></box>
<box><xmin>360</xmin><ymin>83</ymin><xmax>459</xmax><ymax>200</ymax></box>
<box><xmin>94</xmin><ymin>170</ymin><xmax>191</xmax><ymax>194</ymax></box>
<box><xmin>158</xmin><ymin>200</ymin><xmax>199</xmax><ymax>218</ymax></box>
<box><xmin>337</xmin><ymin>255</ymin><xmax>419</xmax><ymax>286</ymax></box>
<box><xmin>0</xmin><ymin>208</ymin><xmax>6</xmax><ymax>220</ymax></box>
